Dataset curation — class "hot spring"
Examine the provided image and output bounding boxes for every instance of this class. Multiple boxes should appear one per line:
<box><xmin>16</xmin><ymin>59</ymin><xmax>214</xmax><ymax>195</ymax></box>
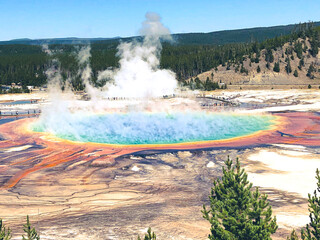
<box><xmin>31</xmin><ymin>112</ymin><xmax>276</xmax><ymax>145</ymax></box>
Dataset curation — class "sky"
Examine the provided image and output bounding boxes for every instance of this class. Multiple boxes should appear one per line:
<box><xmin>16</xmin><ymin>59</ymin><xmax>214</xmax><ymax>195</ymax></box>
<box><xmin>0</xmin><ymin>0</ymin><xmax>319</xmax><ymax>41</ymax></box>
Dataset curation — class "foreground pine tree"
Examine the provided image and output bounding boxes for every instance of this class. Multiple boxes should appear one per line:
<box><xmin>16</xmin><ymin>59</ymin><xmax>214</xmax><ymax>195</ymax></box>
<box><xmin>0</xmin><ymin>219</ymin><xmax>11</xmax><ymax>240</ymax></box>
<box><xmin>202</xmin><ymin>157</ymin><xmax>277</xmax><ymax>240</ymax></box>
<box><xmin>22</xmin><ymin>216</ymin><xmax>40</xmax><ymax>240</ymax></box>
<box><xmin>301</xmin><ymin>169</ymin><xmax>320</xmax><ymax>240</ymax></box>
<box><xmin>137</xmin><ymin>227</ymin><xmax>156</xmax><ymax>240</ymax></box>
<box><xmin>287</xmin><ymin>229</ymin><xmax>299</xmax><ymax>240</ymax></box>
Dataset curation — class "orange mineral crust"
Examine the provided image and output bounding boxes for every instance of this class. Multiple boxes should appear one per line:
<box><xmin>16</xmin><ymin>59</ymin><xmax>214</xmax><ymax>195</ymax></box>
<box><xmin>0</xmin><ymin>111</ymin><xmax>319</xmax><ymax>189</ymax></box>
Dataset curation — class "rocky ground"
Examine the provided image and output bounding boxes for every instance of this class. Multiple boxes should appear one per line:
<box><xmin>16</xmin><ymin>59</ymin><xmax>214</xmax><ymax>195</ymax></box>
<box><xmin>0</xmin><ymin>90</ymin><xmax>320</xmax><ymax>239</ymax></box>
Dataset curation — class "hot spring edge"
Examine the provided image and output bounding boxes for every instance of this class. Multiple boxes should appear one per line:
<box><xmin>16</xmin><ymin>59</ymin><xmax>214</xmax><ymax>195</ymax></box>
<box><xmin>30</xmin><ymin>112</ymin><xmax>277</xmax><ymax>145</ymax></box>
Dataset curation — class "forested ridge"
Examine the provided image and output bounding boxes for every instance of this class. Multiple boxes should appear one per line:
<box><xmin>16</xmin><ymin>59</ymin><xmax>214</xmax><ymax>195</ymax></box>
<box><xmin>0</xmin><ymin>22</ymin><xmax>319</xmax><ymax>90</ymax></box>
<box><xmin>2</xmin><ymin>21</ymin><xmax>319</xmax><ymax>46</ymax></box>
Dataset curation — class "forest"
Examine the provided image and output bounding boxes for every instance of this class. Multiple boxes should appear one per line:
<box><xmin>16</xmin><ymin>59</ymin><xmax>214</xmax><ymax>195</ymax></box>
<box><xmin>0</xmin><ymin>22</ymin><xmax>319</xmax><ymax>91</ymax></box>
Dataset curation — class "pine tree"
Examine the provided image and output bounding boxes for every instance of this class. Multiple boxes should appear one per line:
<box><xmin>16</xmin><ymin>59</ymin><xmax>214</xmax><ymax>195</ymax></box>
<box><xmin>0</xmin><ymin>219</ymin><xmax>11</xmax><ymax>240</ymax></box>
<box><xmin>22</xmin><ymin>216</ymin><xmax>40</xmax><ymax>240</ymax></box>
<box><xmin>273</xmin><ymin>61</ymin><xmax>280</xmax><ymax>73</ymax></box>
<box><xmin>202</xmin><ymin>157</ymin><xmax>277</xmax><ymax>240</ymax></box>
<box><xmin>299</xmin><ymin>58</ymin><xmax>305</xmax><ymax>68</ymax></box>
<box><xmin>310</xmin><ymin>39</ymin><xmax>319</xmax><ymax>57</ymax></box>
<box><xmin>287</xmin><ymin>229</ymin><xmax>300</xmax><ymax>240</ymax></box>
<box><xmin>307</xmin><ymin>64</ymin><xmax>316</xmax><ymax>79</ymax></box>
<box><xmin>257</xmin><ymin>65</ymin><xmax>261</xmax><ymax>73</ymax></box>
<box><xmin>286</xmin><ymin>58</ymin><xmax>292</xmax><ymax>74</ymax></box>
<box><xmin>266</xmin><ymin>62</ymin><xmax>270</xmax><ymax>69</ymax></box>
<box><xmin>240</xmin><ymin>65</ymin><xmax>248</xmax><ymax>75</ymax></box>
<box><xmin>301</xmin><ymin>169</ymin><xmax>320</xmax><ymax>239</ymax></box>
<box><xmin>294</xmin><ymin>69</ymin><xmax>299</xmax><ymax>77</ymax></box>
<box><xmin>195</xmin><ymin>77</ymin><xmax>203</xmax><ymax>89</ymax></box>
<box><xmin>137</xmin><ymin>227</ymin><xmax>156</xmax><ymax>240</ymax></box>
<box><xmin>265</xmin><ymin>48</ymin><xmax>274</xmax><ymax>63</ymax></box>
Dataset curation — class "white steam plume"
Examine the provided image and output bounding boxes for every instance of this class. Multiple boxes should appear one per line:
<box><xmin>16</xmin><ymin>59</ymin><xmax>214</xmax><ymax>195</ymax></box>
<box><xmin>97</xmin><ymin>12</ymin><xmax>178</xmax><ymax>98</ymax></box>
<box><xmin>76</xmin><ymin>46</ymin><xmax>98</xmax><ymax>98</ymax></box>
<box><xmin>36</xmin><ymin>12</ymin><xmax>191</xmax><ymax>139</ymax></box>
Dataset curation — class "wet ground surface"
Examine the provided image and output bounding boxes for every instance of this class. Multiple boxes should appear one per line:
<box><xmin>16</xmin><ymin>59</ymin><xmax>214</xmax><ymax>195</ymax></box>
<box><xmin>1</xmin><ymin>91</ymin><xmax>320</xmax><ymax>239</ymax></box>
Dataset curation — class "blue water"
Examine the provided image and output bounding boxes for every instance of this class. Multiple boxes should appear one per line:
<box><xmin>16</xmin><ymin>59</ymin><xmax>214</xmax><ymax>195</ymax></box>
<box><xmin>1</xmin><ymin>100</ymin><xmax>34</xmax><ymax>105</ymax></box>
<box><xmin>31</xmin><ymin>112</ymin><xmax>275</xmax><ymax>145</ymax></box>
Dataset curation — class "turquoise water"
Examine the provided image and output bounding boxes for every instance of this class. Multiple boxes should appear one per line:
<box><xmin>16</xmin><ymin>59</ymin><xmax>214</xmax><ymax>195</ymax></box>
<box><xmin>32</xmin><ymin>112</ymin><xmax>275</xmax><ymax>145</ymax></box>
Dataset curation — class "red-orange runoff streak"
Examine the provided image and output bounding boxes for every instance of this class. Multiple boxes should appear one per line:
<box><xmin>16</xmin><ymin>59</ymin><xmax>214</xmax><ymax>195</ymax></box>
<box><xmin>0</xmin><ymin>112</ymin><xmax>320</xmax><ymax>189</ymax></box>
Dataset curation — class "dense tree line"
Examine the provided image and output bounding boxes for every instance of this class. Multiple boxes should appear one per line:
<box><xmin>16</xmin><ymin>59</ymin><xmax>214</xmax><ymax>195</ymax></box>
<box><xmin>0</xmin><ymin>23</ymin><xmax>319</xmax><ymax>90</ymax></box>
<box><xmin>0</xmin><ymin>45</ymin><xmax>48</xmax><ymax>87</ymax></box>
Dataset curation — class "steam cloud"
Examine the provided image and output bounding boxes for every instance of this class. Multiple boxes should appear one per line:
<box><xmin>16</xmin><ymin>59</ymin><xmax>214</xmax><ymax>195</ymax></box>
<box><xmin>44</xmin><ymin>12</ymin><xmax>178</xmax><ymax>99</ymax></box>
<box><xmin>92</xmin><ymin>12</ymin><xmax>177</xmax><ymax>98</ymax></box>
<box><xmin>40</xmin><ymin>12</ymin><xmax>183</xmax><ymax>112</ymax></box>
<box><xmin>35</xmin><ymin>13</ymin><xmax>222</xmax><ymax>145</ymax></box>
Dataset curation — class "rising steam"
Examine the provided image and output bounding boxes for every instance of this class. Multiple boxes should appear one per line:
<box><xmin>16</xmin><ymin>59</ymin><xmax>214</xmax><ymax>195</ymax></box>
<box><xmin>93</xmin><ymin>12</ymin><xmax>177</xmax><ymax>98</ymax></box>
<box><xmin>36</xmin><ymin>13</ymin><xmax>269</xmax><ymax>145</ymax></box>
<box><xmin>46</xmin><ymin>12</ymin><xmax>178</xmax><ymax>99</ymax></box>
<box><xmin>37</xmin><ymin>12</ymin><xmax>181</xmax><ymax>136</ymax></box>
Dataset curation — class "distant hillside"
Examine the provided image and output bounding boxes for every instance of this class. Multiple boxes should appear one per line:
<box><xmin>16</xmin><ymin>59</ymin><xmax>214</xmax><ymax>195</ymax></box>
<box><xmin>0</xmin><ymin>37</ymin><xmax>120</xmax><ymax>46</ymax></box>
<box><xmin>1</xmin><ymin>21</ymin><xmax>319</xmax><ymax>46</ymax></box>
<box><xmin>191</xmin><ymin>28</ymin><xmax>320</xmax><ymax>90</ymax></box>
<box><xmin>173</xmin><ymin>22</ymin><xmax>320</xmax><ymax>45</ymax></box>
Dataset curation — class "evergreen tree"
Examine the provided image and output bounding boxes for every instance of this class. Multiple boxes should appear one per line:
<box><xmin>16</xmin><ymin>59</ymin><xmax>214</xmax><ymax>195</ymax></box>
<box><xmin>257</xmin><ymin>65</ymin><xmax>261</xmax><ymax>73</ymax></box>
<box><xmin>0</xmin><ymin>219</ymin><xmax>11</xmax><ymax>240</ymax></box>
<box><xmin>137</xmin><ymin>227</ymin><xmax>156</xmax><ymax>240</ymax></box>
<box><xmin>22</xmin><ymin>216</ymin><xmax>40</xmax><ymax>240</ymax></box>
<box><xmin>287</xmin><ymin>229</ymin><xmax>300</xmax><ymax>240</ymax></box>
<box><xmin>189</xmin><ymin>78</ymin><xmax>195</xmax><ymax>90</ymax></box>
<box><xmin>266</xmin><ymin>62</ymin><xmax>270</xmax><ymax>69</ymax></box>
<box><xmin>286</xmin><ymin>58</ymin><xmax>292</xmax><ymax>74</ymax></box>
<box><xmin>240</xmin><ymin>65</ymin><xmax>248</xmax><ymax>75</ymax></box>
<box><xmin>299</xmin><ymin>57</ymin><xmax>305</xmax><ymax>70</ymax></box>
<box><xmin>307</xmin><ymin>64</ymin><xmax>316</xmax><ymax>79</ymax></box>
<box><xmin>294</xmin><ymin>69</ymin><xmax>299</xmax><ymax>77</ymax></box>
<box><xmin>202</xmin><ymin>157</ymin><xmax>278</xmax><ymax>240</ymax></box>
<box><xmin>227</xmin><ymin>63</ymin><xmax>231</xmax><ymax>70</ymax></box>
<box><xmin>265</xmin><ymin>48</ymin><xmax>274</xmax><ymax>63</ymax></box>
<box><xmin>301</xmin><ymin>169</ymin><xmax>320</xmax><ymax>239</ymax></box>
<box><xmin>204</xmin><ymin>77</ymin><xmax>219</xmax><ymax>91</ymax></box>
<box><xmin>194</xmin><ymin>77</ymin><xmax>203</xmax><ymax>89</ymax></box>
<box><xmin>273</xmin><ymin>61</ymin><xmax>280</xmax><ymax>72</ymax></box>
<box><xmin>309</xmin><ymin>39</ymin><xmax>319</xmax><ymax>57</ymax></box>
<box><xmin>294</xmin><ymin>41</ymin><xmax>303</xmax><ymax>59</ymax></box>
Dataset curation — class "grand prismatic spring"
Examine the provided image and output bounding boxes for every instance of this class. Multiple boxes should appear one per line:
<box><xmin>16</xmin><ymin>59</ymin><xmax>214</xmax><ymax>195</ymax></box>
<box><xmin>31</xmin><ymin>112</ymin><xmax>276</xmax><ymax>145</ymax></box>
<box><xmin>0</xmin><ymin>107</ymin><xmax>319</xmax><ymax>190</ymax></box>
<box><xmin>1</xmin><ymin>92</ymin><xmax>320</xmax><ymax>239</ymax></box>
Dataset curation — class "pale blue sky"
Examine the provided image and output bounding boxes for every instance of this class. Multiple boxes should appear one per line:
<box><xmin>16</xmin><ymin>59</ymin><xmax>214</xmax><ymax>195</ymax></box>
<box><xmin>0</xmin><ymin>0</ymin><xmax>319</xmax><ymax>41</ymax></box>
